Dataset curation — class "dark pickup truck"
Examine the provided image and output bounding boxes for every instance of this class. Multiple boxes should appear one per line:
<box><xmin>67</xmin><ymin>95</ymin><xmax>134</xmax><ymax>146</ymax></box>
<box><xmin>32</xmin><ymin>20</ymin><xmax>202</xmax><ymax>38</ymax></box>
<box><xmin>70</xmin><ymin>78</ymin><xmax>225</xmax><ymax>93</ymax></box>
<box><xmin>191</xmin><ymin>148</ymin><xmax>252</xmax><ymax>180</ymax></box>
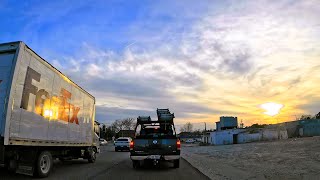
<box><xmin>130</xmin><ymin>109</ymin><xmax>181</xmax><ymax>168</ymax></box>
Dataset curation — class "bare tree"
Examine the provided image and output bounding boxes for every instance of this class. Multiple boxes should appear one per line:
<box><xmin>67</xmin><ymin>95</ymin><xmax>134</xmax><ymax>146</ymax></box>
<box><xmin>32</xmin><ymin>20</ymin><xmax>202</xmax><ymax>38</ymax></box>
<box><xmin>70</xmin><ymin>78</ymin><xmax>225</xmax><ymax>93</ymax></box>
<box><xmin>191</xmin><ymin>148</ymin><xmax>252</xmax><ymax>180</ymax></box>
<box><xmin>179</xmin><ymin>122</ymin><xmax>194</xmax><ymax>132</ymax></box>
<box><xmin>180</xmin><ymin>126</ymin><xmax>186</xmax><ymax>133</ymax></box>
<box><xmin>111</xmin><ymin>120</ymin><xmax>124</xmax><ymax>133</ymax></box>
<box><xmin>111</xmin><ymin>118</ymin><xmax>136</xmax><ymax>133</ymax></box>
<box><xmin>122</xmin><ymin>118</ymin><xmax>136</xmax><ymax>130</ymax></box>
<box><xmin>185</xmin><ymin>122</ymin><xmax>193</xmax><ymax>132</ymax></box>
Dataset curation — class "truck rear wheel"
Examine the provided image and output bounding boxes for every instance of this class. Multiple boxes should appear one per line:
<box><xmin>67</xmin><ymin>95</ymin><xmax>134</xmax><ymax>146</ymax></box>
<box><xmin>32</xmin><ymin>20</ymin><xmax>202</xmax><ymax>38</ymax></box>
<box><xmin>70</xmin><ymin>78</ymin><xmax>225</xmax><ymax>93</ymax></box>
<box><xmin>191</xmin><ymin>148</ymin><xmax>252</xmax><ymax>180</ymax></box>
<box><xmin>88</xmin><ymin>149</ymin><xmax>96</xmax><ymax>163</ymax></box>
<box><xmin>7</xmin><ymin>159</ymin><xmax>17</xmax><ymax>173</ymax></box>
<box><xmin>173</xmin><ymin>159</ymin><xmax>180</xmax><ymax>168</ymax></box>
<box><xmin>35</xmin><ymin>151</ymin><xmax>53</xmax><ymax>178</ymax></box>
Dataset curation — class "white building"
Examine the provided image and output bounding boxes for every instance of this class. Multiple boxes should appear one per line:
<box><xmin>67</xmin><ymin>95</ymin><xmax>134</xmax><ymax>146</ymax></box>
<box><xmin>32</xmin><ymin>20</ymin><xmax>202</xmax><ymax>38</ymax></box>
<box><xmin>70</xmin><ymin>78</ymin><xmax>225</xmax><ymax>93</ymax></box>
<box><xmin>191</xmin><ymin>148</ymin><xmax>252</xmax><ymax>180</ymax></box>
<box><xmin>201</xmin><ymin>132</ymin><xmax>211</xmax><ymax>144</ymax></box>
<box><xmin>210</xmin><ymin>129</ymin><xmax>245</xmax><ymax>145</ymax></box>
<box><xmin>237</xmin><ymin>128</ymin><xmax>288</xmax><ymax>144</ymax></box>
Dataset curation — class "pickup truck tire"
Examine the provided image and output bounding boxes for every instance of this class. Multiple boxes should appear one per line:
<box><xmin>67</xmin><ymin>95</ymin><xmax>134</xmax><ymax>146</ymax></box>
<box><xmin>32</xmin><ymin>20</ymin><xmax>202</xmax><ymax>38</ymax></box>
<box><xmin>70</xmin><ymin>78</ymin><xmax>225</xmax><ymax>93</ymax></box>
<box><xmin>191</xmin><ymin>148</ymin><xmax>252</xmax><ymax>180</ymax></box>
<box><xmin>115</xmin><ymin>147</ymin><xmax>118</xmax><ymax>152</ymax></box>
<box><xmin>132</xmin><ymin>160</ymin><xmax>140</xmax><ymax>169</ymax></box>
<box><xmin>35</xmin><ymin>151</ymin><xmax>53</xmax><ymax>178</ymax></box>
<box><xmin>173</xmin><ymin>159</ymin><xmax>180</xmax><ymax>168</ymax></box>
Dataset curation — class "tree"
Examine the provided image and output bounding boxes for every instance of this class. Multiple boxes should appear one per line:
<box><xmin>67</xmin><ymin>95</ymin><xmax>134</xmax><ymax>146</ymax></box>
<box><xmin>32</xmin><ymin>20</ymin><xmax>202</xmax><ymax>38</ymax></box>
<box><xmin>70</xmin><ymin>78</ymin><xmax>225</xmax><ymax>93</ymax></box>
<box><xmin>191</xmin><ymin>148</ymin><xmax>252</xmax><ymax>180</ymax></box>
<box><xmin>122</xmin><ymin>118</ymin><xmax>136</xmax><ymax>130</ymax></box>
<box><xmin>193</xmin><ymin>129</ymin><xmax>202</xmax><ymax>135</ymax></box>
<box><xmin>180</xmin><ymin>122</ymin><xmax>193</xmax><ymax>132</ymax></box>
<box><xmin>185</xmin><ymin>122</ymin><xmax>193</xmax><ymax>132</ymax></box>
<box><xmin>104</xmin><ymin>126</ymin><xmax>116</xmax><ymax>141</ymax></box>
<box><xmin>299</xmin><ymin>114</ymin><xmax>312</xmax><ymax>120</ymax></box>
<box><xmin>248</xmin><ymin>123</ymin><xmax>268</xmax><ymax>128</ymax></box>
<box><xmin>110</xmin><ymin>118</ymin><xmax>136</xmax><ymax>133</ymax></box>
<box><xmin>100</xmin><ymin>124</ymin><xmax>107</xmax><ymax>138</ymax></box>
<box><xmin>111</xmin><ymin>120</ymin><xmax>124</xmax><ymax>133</ymax></box>
<box><xmin>315</xmin><ymin>112</ymin><xmax>320</xmax><ymax>119</ymax></box>
<box><xmin>179</xmin><ymin>126</ymin><xmax>186</xmax><ymax>133</ymax></box>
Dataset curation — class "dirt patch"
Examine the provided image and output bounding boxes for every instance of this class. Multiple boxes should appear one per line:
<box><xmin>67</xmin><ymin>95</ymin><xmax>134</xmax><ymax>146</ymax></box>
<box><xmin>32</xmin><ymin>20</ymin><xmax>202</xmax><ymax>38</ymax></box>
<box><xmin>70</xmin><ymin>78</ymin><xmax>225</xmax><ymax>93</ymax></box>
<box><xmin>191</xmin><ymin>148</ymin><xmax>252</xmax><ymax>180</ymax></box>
<box><xmin>182</xmin><ymin>137</ymin><xmax>320</xmax><ymax>180</ymax></box>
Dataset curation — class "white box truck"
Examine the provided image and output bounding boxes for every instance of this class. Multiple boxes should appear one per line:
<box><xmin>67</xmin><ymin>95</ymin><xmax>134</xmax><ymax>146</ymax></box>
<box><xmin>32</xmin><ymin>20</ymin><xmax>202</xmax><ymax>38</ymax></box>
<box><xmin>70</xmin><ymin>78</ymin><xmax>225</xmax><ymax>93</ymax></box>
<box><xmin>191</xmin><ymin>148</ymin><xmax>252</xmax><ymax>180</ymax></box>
<box><xmin>0</xmin><ymin>41</ymin><xmax>99</xmax><ymax>177</ymax></box>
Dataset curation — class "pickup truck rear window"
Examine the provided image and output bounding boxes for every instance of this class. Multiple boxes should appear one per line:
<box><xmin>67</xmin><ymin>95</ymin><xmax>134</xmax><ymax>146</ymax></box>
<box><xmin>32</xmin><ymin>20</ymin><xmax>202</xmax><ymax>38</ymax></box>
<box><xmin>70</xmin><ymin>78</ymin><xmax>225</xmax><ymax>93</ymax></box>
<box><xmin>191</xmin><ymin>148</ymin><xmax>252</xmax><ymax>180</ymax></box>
<box><xmin>117</xmin><ymin>139</ymin><xmax>129</xmax><ymax>141</ymax></box>
<box><xmin>137</xmin><ymin>127</ymin><xmax>176</xmax><ymax>138</ymax></box>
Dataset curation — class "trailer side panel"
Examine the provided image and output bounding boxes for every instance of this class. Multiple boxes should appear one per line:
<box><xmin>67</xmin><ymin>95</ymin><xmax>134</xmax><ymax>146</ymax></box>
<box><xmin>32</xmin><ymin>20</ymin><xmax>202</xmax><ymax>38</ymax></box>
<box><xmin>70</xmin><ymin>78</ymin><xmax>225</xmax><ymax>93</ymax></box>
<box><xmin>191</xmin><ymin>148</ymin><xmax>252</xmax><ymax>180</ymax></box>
<box><xmin>4</xmin><ymin>42</ymin><xmax>95</xmax><ymax>146</ymax></box>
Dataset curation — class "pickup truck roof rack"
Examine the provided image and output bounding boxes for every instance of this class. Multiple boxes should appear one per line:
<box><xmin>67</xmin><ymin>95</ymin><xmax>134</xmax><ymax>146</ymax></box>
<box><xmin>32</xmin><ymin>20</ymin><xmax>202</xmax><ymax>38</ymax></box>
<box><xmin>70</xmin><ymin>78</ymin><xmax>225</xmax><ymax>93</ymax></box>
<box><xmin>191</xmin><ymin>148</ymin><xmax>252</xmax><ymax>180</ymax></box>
<box><xmin>136</xmin><ymin>120</ymin><xmax>174</xmax><ymax>125</ymax></box>
<box><xmin>135</xmin><ymin>109</ymin><xmax>177</xmax><ymax>134</ymax></box>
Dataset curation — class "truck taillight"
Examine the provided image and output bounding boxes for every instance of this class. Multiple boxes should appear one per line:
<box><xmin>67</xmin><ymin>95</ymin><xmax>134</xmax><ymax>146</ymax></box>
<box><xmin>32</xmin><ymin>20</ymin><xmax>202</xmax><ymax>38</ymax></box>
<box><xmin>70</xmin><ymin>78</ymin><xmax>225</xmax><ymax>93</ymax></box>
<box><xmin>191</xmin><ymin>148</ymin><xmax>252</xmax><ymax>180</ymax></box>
<box><xmin>177</xmin><ymin>139</ymin><xmax>181</xmax><ymax>150</ymax></box>
<box><xmin>130</xmin><ymin>141</ymin><xmax>134</xmax><ymax>151</ymax></box>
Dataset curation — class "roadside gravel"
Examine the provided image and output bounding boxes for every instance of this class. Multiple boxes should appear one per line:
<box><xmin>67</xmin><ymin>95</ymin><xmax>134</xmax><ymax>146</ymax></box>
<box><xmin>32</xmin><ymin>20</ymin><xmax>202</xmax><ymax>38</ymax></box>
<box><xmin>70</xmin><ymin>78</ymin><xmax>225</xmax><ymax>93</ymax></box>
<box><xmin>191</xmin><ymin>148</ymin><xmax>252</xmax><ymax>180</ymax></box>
<box><xmin>181</xmin><ymin>137</ymin><xmax>320</xmax><ymax>180</ymax></box>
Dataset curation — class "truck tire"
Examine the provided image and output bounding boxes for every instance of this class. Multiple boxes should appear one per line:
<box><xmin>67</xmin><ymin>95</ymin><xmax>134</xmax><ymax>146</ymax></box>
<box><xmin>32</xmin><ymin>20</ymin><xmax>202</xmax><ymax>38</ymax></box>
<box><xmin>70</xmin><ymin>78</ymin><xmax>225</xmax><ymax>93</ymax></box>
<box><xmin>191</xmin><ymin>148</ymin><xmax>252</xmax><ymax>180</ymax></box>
<box><xmin>88</xmin><ymin>149</ymin><xmax>96</xmax><ymax>163</ymax></box>
<box><xmin>7</xmin><ymin>159</ymin><xmax>17</xmax><ymax>173</ymax></box>
<box><xmin>173</xmin><ymin>159</ymin><xmax>180</xmax><ymax>168</ymax></box>
<box><xmin>35</xmin><ymin>151</ymin><xmax>53</xmax><ymax>178</ymax></box>
<box><xmin>132</xmin><ymin>160</ymin><xmax>140</xmax><ymax>169</ymax></box>
<box><xmin>115</xmin><ymin>147</ymin><xmax>118</xmax><ymax>152</ymax></box>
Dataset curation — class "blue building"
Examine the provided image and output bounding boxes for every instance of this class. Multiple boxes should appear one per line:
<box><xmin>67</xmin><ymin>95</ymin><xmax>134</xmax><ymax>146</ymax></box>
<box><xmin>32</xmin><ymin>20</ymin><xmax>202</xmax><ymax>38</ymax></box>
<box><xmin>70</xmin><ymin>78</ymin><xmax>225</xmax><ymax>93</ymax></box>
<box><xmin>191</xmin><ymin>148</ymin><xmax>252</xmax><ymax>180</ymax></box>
<box><xmin>299</xmin><ymin>119</ymin><xmax>320</xmax><ymax>137</ymax></box>
<box><xmin>216</xmin><ymin>121</ymin><xmax>221</xmax><ymax>131</ymax></box>
<box><xmin>268</xmin><ymin>119</ymin><xmax>320</xmax><ymax>138</ymax></box>
<box><xmin>219</xmin><ymin>116</ymin><xmax>238</xmax><ymax>130</ymax></box>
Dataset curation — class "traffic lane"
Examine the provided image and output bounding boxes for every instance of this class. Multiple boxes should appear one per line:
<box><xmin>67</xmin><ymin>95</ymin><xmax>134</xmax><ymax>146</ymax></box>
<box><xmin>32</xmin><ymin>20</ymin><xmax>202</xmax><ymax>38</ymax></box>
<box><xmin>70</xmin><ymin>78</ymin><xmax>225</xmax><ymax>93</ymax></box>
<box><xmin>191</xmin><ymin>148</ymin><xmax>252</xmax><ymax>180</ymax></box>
<box><xmin>0</xmin><ymin>144</ymin><xmax>130</xmax><ymax>180</ymax></box>
<box><xmin>94</xmin><ymin>158</ymin><xmax>210</xmax><ymax>180</ymax></box>
<box><xmin>46</xmin><ymin>145</ymin><xmax>130</xmax><ymax>180</ymax></box>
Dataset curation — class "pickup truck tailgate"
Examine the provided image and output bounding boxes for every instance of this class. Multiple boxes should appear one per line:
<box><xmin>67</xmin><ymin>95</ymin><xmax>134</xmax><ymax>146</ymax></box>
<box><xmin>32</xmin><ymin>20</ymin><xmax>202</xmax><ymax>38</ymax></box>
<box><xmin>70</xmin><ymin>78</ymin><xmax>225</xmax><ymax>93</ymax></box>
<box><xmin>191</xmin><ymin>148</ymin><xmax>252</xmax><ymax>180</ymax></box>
<box><xmin>133</xmin><ymin>139</ymin><xmax>178</xmax><ymax>154</ymax></box>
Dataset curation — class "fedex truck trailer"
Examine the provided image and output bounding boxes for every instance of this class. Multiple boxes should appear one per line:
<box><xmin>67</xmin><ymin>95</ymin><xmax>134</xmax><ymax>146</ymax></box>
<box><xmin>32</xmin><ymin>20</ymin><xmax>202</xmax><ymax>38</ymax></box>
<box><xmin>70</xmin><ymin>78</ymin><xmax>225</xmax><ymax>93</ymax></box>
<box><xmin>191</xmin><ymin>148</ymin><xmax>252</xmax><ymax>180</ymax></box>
<box><xmin>0</xmin><ymin>41</ymin><xmax>99</xmax><ymax>177</ymax></box>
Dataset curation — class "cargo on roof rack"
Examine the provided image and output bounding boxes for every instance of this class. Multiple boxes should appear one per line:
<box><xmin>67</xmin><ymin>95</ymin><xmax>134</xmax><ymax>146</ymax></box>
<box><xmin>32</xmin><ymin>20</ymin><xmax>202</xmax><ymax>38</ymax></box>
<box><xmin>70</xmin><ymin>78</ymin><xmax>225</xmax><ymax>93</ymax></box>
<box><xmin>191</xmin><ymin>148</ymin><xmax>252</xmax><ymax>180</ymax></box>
<box><xmin>158</xmin><ymin>113</ymin><xmax>175</xmax><ymax>122</ymax></box>
<box><xmin>137</xmin><ymin>116</ymin><xmax>152</xmax><ymax>123</ymax></box>
<box><xmin>157</xmin><ymin>108</ymin><xmax>170</xmax><ymax>117</ymax></box>
<box><xmin>157</xmin><ymin>108</ymin><xmax>175</xmax><ymax>122</ymax></box>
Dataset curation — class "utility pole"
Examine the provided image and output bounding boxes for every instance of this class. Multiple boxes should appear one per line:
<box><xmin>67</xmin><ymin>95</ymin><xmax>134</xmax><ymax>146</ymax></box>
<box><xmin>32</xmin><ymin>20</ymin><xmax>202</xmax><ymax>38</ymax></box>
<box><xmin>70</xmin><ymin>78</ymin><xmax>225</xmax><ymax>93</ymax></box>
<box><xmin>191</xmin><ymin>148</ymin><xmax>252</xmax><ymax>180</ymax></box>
<box><xmin>240</xmin><ymin>120</ymin><xmax>244</xmax><ymax>128</ymax></box>
<box><xmin>203</xmin><ymin>122</ymin><xmax>207</xmax><ymax>144</ymax></box>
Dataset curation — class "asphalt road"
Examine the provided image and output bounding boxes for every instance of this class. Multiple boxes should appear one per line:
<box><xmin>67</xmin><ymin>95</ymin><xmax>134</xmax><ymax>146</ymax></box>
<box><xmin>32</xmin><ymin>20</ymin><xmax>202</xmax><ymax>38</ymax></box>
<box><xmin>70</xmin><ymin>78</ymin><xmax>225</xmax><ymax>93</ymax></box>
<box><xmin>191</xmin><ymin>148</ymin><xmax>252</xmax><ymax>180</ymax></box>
<box><xmin>0</xmin><ymin>144</ymin><xmax>209</xmax><ymax>180</ymax></box>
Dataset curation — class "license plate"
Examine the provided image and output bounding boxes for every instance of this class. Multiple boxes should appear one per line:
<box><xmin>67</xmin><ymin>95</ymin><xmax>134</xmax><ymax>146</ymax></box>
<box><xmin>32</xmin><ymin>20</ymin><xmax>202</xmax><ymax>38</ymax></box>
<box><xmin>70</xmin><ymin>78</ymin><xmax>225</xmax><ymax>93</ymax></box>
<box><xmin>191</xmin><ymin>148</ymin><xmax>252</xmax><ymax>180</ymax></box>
<box><xmin>149</xmin><ymin>155</ymin><xmax>161</xmax><ymax>160</ymax></box>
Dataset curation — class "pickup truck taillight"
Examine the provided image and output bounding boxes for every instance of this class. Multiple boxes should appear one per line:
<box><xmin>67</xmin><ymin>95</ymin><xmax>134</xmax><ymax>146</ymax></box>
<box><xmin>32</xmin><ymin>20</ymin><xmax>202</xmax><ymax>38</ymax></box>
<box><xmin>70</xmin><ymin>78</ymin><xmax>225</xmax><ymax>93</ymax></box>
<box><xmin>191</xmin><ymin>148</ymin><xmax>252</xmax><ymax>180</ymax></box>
<box><xmin>130</xmin><ymin>141</ymin><xmax>134</xmax><ymax>151</ymax></box>
<box><xmin>177</xmin><ymin>139</ymin><xmax>181</xmax><ymax>150</ymax></box>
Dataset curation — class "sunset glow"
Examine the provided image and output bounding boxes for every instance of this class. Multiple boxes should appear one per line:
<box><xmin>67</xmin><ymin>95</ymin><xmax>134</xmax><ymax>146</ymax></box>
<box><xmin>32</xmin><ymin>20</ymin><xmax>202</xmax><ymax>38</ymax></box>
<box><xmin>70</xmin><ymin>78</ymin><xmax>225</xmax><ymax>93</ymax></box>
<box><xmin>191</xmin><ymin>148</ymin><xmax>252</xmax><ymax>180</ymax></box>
<box><xmin>260</xmin><ymin>103</ymin><xmax>284</xmax><ymax>117</ymax></box>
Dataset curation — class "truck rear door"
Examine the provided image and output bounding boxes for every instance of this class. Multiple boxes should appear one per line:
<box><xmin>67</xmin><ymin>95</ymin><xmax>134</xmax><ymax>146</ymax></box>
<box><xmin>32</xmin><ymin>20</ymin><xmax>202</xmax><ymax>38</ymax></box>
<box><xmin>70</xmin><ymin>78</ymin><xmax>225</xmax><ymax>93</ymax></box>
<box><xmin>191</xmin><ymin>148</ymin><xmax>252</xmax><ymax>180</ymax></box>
<box><xmin>0</xmin><ymin>51</ymin><xmax>16</xmax><ymax>136</ymax></box>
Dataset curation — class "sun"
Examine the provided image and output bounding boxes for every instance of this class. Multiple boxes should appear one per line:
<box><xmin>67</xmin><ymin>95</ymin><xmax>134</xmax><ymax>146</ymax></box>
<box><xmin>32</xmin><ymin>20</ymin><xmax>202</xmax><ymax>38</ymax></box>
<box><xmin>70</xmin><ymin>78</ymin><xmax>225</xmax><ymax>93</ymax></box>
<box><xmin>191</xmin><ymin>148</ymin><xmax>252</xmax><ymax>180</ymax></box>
<box><xmin>260</xmin><ymin>102</ymin><xmax>284</xmax><ymax>116</ymax></box>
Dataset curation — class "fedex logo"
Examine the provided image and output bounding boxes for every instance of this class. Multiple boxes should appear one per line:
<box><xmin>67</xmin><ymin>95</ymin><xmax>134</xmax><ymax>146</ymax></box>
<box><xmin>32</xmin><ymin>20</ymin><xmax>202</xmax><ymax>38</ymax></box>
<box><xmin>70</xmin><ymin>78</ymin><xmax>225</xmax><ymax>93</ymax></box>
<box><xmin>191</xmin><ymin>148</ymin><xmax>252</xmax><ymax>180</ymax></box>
<box><xmin>20</xmin><ymin>67</ymin><xmax>80</xmax><ymax>125</ymax></box>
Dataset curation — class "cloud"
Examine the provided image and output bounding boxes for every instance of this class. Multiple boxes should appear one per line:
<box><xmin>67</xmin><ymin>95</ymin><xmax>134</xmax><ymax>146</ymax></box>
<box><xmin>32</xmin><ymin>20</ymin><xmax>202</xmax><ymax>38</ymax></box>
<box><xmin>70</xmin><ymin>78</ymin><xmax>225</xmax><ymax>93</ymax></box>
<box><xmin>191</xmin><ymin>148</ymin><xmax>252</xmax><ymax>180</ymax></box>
<box><xmin>53</xmin><ymin>0</ymin><xmax>320</xmax><ymax>125</ymax></box>
<box><xmin>298</xmin><ymin>100</ymin><xmax>320</xmax><ymax>115</ymax></box>
<box><xmin>2</xmin><ymin>0</ymin><xmax>319</xmax><ymax>126</ymax></box>
<box><xmin>95</xmin><ymin>106</ymin><xmax>153</xmax><ymax>123</ymax></box>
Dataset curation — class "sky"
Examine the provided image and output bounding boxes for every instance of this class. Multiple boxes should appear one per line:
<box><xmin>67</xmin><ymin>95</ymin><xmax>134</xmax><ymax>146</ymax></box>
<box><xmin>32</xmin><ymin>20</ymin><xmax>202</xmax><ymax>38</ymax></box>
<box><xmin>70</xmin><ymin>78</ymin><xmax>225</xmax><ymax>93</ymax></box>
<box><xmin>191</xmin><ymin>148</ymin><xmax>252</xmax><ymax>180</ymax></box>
<box><xmin>1</xmin><ymin>0</ymin><xmax>319</xmax><ymax>130</ymax></box>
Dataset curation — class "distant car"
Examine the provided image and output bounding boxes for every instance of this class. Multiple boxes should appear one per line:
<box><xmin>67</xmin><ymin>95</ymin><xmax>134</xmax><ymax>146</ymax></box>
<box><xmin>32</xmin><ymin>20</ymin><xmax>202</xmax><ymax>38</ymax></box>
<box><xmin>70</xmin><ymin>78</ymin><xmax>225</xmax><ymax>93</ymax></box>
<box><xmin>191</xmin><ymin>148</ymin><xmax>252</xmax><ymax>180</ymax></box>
<box><xmin>114</xmin><ymin>137</ymin><xmax>132</xmax><ymax>151</ymax></box>
<box><xmin>185</xmin><ymin>139</ymin><xmax>196</xmax><ymax>143</ymax></box>
<box><xmin>99</xmin><ymin>138</ymin><xmax>108</xmax><ymax>146</ymax></box>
